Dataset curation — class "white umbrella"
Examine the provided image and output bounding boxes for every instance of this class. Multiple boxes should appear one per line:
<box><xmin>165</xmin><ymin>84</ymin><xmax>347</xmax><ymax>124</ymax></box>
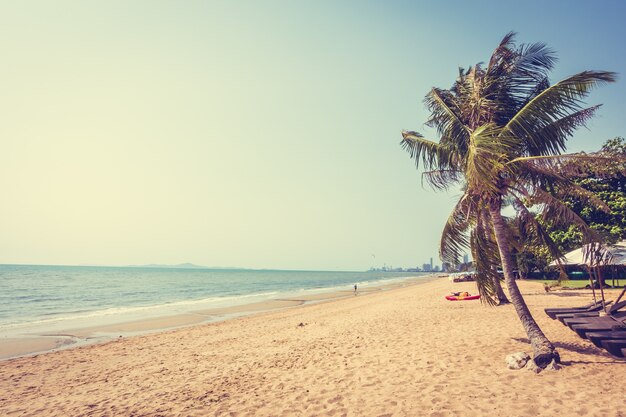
<box><xmin>549</xmin><ymin>240</ymin><xmax>626</xmax><ymax>267</ymax></box>
<box><xmin>549</xmin><ymin>240</ymin><xmax>626</xmax><ymax>309</ymax></box>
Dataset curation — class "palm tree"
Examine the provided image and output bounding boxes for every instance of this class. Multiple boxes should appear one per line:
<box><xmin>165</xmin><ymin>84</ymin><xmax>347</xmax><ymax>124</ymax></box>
<box><xmin>401</xmin><ymin>32</ymin><xmax>616</xmax><ymax>367</ymax></box>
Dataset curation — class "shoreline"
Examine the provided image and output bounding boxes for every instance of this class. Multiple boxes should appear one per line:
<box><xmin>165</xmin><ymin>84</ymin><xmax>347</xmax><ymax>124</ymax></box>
<box><xmin>0</xmin><ymin>274</ymin><xmax>439</xmax><ymax>360</ymax></box>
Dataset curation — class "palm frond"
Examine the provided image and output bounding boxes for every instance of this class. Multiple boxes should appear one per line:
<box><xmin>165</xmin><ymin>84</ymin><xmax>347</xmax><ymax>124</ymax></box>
<box><xmin>424</xmin><ymin>88</ymin><xmax>470</xmax><ymax>151</ymax></box>
<box><xmin>502</xmin><ymin>71</ymin><xmax>617</xmax><ymax>155</ymax></box>
<box><xmin>530</xmin><ymin>187</ymin><xmax>604</xmax><ymax>243</ymax></box>
<box><xmin>470</xmin><ymin>209</ymin><xmax>501</xmax><ymax>306</ymax></box>
<box><xmin>507</xmin><ymin>149</ymin><xmax>615</xmax><ymax>171</ymax></box>
<box><xmin>486</xmin><ymin>31</ymin><xmax>517</xmax><ymax>73</ymax></box>
<box><xmin>511</xmin><ymin>195</ymin><xmax>565</xmax><ymax>267</ymax></box>
<box><xmin>440</xmin><ymin>193</ymin><xmax>473</xmax><ymax>265</ymax></box>
<box><xmin>510</xmin><ymin>159</ymin><xmax>612</xmax><ymax>213</ymax></box>
<box><xmin>549</xmin><ymin>182</ymin><xmax>610</xmax><ymax>213</ymax></box>
<box><xmin>465</xmin><ymin>124</ymin><xmax>507</xmax><ymax>193</ymax></box>
<box><xmin>421</xmin><ymin>169</ymin><xmax>463</xmax><ymax>190</ymax></box>
<box><xmin>507</xmin><ymin>42</ymin><xmax>557</xmax><ymax>95</ymax></box>
<box><xmin>400</xmin><ymin>131</ymin><xmax>459</xmax><ymax>173</ymax></box>
<box><xmin>511</xmin><ymin>106</ymin><xmax>601</xmax><ymax>155</ymax></box>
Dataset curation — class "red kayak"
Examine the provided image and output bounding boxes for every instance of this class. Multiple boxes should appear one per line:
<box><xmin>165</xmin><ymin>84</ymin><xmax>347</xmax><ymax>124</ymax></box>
<box><xmin>445</xmin><ymin>294</ymin><xmax>480</xmax><ymax>301</ymax></box>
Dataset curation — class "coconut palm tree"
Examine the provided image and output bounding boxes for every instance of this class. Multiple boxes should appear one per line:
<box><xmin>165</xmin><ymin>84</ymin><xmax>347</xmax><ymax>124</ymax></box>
<box><xmin>401</xmin><ymin>32</ymin><xmax>616</xmax><ymax>367</ymax></box>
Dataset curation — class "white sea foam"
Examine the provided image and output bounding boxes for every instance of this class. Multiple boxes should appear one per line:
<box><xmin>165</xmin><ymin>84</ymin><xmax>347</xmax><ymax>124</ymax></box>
<box><xmin>0</xmin><ymin>291</ymin><xmax>282</xmax><ymax>331</ymax></box>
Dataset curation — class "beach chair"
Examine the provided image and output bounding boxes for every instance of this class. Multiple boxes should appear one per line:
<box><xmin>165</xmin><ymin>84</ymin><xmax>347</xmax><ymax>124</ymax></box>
<box><xmin>599</xmin><ymin>339</ymin><xmax>626</xmax><ymax>358</ymax></box>
<box><xmin>555</xmin><ymin>305</ymin><xmax>613</xmax><ymax>323</ymax></box>
<box><xmin>551</xmin><ymin>287</ymin><xmax>626</xmax><ymax>321</ymax></box>
<box><xmin>560</xmin><ymin>301</ymin><xmax>626</xmax><ymax>326</ymax></box>
<box><xmin>585</xmin><ymin>330</ymin><xmax>626</xmax><ymax>348</ymax></box>
<box><xmin>544</xmin><ymin>300</ymin><xmax>605</xmax><ymax>320</ymax></box>
<box><xmin>569</xmin><ymin>316</ymin><xmax>626</xmax><ymax>338</ymax></box>
<box><xmin>564</xmin><ymin>311</ymin><xmax>626</xmax><ymax>328</ymax></box>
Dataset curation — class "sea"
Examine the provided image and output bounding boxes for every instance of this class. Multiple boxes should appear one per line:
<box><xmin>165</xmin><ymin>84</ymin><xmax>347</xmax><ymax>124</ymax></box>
<box><xmin>0</xmin><ymin>264</ymin><xmax>428</xmax><ymax>338</ymax></box>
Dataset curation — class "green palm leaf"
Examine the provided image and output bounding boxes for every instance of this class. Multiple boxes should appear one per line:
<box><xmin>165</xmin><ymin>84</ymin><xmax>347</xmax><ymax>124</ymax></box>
<box><xmin>502</xmin><ymin>71</ymin><xmax>616</xmax><ymax>155</ymax></box>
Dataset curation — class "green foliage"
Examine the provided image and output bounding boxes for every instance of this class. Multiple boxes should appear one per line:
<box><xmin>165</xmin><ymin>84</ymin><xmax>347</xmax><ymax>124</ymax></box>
<box><xmin>546</xmin><ymin>137</ymin><xmax>626</xmax><ymax>253</ymax></box>
<box><xmin>547</xmin><ymin>224</ymin><xmax>584</xmax><ymax>252</ymax></box>
<box><xmin>516</xmin><ymin>245</ymin><xmax>551</xmax><ymax>277</ymax></box>
<box><xmin>514</xmin><ymin>137</ymin><xmax>626</xmax><ymax>272</ymax></box>
<box><xmin>602</xmin><ymin>136</ymin><xmax>626</xmax><ymax>155</ymax></box>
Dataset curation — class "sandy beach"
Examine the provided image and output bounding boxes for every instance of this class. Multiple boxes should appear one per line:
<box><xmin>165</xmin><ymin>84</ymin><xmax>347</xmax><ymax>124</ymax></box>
<box><xmin>1</xmin><ymin>277</ymin><xmax>624</xmax><ymax>417</ymax></box>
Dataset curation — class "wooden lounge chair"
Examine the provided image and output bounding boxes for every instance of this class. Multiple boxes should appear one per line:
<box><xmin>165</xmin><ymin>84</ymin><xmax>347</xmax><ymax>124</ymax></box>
<box><xmin>599</xmin><ymin>339</ymin><xmax>626</xmax><ymax>358</ymax></box>
<box><xmin>551</xmin><ymin>287</ymin><xmax>626</xmax><ymax>322</ymax></box>
<box><xmin>585</xmin><ymin>331</ymin><xmax>626</xmax><ymax>348</ymax></box>
<box><xmin>569</xmin><ymin>316</ymin><xmax>626</xmax><ymax>338</ymax></box>
<box><xmin>561</xmin><ymin>302</ymin><xmax>626</xmax><ymax>326</ymax></box>
<box><xmin>564</xmin><ymin>311</ymin><xmax>626</xmax><ymax>328</ymax></box>
<box><xmin>555</xmin><ymin>307</ymin><xmax>612</xmax><ymax>323</ymax></box>
<box><xmin>544</xmin><ymin>300</ymin><xmax>605</xmax><ymax>320</ymax></box>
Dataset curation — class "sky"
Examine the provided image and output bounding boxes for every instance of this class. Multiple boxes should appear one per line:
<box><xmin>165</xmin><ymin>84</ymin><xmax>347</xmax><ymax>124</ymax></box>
<box><xmin>1</xmin><ymin>0</ymin><xmax>625</xmax><ymax>270</ymax></box>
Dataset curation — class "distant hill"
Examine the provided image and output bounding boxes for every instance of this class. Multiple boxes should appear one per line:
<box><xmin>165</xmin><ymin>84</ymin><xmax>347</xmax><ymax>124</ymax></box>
<box><xmin>174</xmin><ymin>263</ymin><xmax>205</xmax><ymax>269</ymax></box>
<box><xmin>128</xmin><ymin>263</ymin><xmax>211</xmax><ymax>269</ymax></box>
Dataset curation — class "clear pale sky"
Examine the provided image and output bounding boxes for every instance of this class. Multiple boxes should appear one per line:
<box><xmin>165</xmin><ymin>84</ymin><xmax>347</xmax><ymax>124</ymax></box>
<box><xmin>1</xmin><ymin>1</ymin><xmax>625</xmax><ymax>270</ymax></box>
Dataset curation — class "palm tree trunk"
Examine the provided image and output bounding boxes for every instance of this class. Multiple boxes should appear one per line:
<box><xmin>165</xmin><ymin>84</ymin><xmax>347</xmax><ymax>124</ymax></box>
<box><xmin>493</xmin><ymin>275</ymin><xmax>510</xmax><ymax>305</ymax></box>
<box><xmin>489</xmin><ymin>202</ymin><xmax>560</xmax><ymax>367</ymax></box>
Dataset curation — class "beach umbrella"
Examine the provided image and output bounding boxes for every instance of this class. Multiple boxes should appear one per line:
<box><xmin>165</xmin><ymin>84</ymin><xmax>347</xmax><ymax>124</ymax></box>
<box><xmin>550</xmin><ymin>241</ymin><xmax>626</xmax><ymax>308</ymax></box>
<box><xmin>550</xmin><ymin>241</ymin><xmax>626</xmax><ymax>267</ymax></box>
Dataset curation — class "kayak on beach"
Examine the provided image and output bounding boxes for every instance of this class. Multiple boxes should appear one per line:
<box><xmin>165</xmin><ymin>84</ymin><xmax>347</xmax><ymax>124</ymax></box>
<box><xmin>445</xmin><ymin>292</ymin><xmax>480</xmax><ymax>301</ymax></box>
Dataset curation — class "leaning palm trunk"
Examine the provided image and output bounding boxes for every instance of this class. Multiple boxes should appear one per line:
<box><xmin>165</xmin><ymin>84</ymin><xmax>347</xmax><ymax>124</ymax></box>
<box><xmin>493</xmin><ymin>276</ymin><xmax>510</xmax><ymax>305</ymax></box>
<box><xmin>490</xmin><ymin>203</ymin><xmax>559</xmax><ymax>366</ymax></box>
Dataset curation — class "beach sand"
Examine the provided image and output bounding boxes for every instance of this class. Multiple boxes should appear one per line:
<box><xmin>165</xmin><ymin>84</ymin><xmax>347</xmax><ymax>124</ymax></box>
<box><xmin>1</xmin><ymin>278</ymin><xmax>624</xmax><ymax>417</ymax></box>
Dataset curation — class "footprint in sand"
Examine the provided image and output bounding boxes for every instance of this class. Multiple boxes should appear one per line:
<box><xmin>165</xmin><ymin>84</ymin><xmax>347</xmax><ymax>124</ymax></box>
<box><xmin>327</xmin><ymin>395</ymin><xmax>343</xmax><ymax>404</ymax></box>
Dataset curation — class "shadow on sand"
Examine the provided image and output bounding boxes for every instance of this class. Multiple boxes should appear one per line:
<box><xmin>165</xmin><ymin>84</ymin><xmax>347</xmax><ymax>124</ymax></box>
<box><xmin>512</xmin><ymin>337</ymin><xmax>597</xmax><ymax>355</ymax></box>
<box><xmin>544</xmin><ymin>291</ymin><xmax>591</xmax><ymax>297</ymax></box>
<box><xmin>511</xmin><ymin>337</ymin><xmax>626</xmax><ymax>364</ymax></box>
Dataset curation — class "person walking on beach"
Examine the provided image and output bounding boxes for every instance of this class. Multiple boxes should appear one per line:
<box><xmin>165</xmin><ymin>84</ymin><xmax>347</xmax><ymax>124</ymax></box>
<box><xmin>354</xmin><ymin>284</ymin><xmax>358</xmax><ymax>295</ymax></box>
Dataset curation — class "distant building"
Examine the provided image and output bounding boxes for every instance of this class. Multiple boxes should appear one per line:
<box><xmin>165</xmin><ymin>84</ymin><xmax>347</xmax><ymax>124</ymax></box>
<box><xmin>422</xmin><ymin>263</ymin><xmax>432</xmax><ymax>272</ymax></box>
<box><xmin>463</xmin><ymin>254</ymin><xmax>469</xmax><ymax>264</ymax></box>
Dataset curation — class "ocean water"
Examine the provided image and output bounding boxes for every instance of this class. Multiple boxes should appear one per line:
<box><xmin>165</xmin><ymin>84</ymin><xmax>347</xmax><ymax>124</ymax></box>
<box><xmin>0</xmin><ymin>264</ymin><xmax>427</xmax><ymax>335</ymax></box>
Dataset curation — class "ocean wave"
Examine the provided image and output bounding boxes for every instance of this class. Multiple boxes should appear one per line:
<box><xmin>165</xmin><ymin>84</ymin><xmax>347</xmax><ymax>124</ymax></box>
<box><xmin>0</xmin><ymin>290</ymin><xmax>282</xmax><ymax>330</ymax></box>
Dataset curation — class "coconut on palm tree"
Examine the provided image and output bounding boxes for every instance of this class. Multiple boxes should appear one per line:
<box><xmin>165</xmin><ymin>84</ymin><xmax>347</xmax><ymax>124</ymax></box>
<box><xmin>402</xmin><ymin>32</ymin><xmax>616</xmax><ymax>367</ymax></box>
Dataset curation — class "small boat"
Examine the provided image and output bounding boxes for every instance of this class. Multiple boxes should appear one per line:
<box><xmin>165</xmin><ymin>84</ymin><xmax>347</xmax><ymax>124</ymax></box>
<box><xmin>445</xmin><ymin>293</ymin><xmax>480</xmax><ymax>301</ymax></box>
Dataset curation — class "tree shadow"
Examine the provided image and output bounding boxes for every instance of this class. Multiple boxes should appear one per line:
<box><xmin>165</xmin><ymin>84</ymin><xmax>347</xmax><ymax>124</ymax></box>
<box><xmin>511</xmin><ymin>337</ymin><xmax>602</xmax><ymax>355</ymax></box>
<box><xmin>545</xmin><ymin>292</ymin><xmax>590</xmax><ymax>297</ymax></box>
<box><xmin>511</xmin><ymin>336</ymin><xmax>530</xmax><ymax>344</ymax></box>
<box><xmin>560</xmin><ymin>359</ymin><xmax>626</xmax><ymax>365</ymax></box>
<box><xmin>511</xmin><ymin>336</ymin><xmax>626</xmax><ymax>364</ymax></box>
<box><xmin>554</xmin><ymin>341</ymin><xmax>608</xmax><ymax>355</ymax></box>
